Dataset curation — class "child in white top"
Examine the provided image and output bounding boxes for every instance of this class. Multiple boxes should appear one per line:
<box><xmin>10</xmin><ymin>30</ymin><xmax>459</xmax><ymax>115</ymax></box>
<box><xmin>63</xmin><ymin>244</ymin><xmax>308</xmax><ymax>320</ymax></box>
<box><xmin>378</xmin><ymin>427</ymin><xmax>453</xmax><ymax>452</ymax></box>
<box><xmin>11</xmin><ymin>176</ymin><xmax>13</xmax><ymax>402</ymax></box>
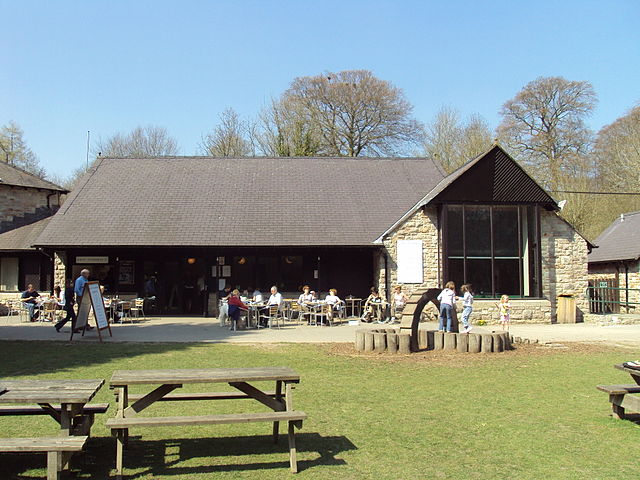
<box><xmin>498</xmin><ymin>295</ymin><xmax>510</xmax><ymax>331</ymax></box>
<box><xmin>324</xmin><ymin>288</ymin><xmax>343</xmax><ymax>323</ymax></box>
<box><xmin>460</xmin><ymin>284</ymin><xmax>474</xmax><ymax>333</ymax></box>
<box><xmin>437</xmin><ymin>281</ymin><xmax>457</xmax><ymax>332</ymax></box>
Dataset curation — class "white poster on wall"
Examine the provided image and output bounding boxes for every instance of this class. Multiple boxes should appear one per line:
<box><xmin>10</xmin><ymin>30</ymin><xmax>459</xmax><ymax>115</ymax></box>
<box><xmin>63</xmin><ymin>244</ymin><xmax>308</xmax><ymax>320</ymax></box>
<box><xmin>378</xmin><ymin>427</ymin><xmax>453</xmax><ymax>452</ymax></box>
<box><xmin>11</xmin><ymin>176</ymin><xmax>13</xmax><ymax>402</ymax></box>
<box><xmin>397</xmin><ymin>240</ymin><xmax>423</xmax><ymax>283</ymax></box>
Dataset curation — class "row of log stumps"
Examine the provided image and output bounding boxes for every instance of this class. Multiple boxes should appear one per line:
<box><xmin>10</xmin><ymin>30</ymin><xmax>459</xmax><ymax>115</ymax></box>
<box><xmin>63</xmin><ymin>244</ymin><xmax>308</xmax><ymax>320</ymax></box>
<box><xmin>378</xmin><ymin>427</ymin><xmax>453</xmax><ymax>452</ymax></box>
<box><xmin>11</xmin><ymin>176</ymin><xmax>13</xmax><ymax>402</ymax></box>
<box><xmin>354</xmin><ymin>329</ymin><xmax>513</xmax><ymax>354</ymax></box>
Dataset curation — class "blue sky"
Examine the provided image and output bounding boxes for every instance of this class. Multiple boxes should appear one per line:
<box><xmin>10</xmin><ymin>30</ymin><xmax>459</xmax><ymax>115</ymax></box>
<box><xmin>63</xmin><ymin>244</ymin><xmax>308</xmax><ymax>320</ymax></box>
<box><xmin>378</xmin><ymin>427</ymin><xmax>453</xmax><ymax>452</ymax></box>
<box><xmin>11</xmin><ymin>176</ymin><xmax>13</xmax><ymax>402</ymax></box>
<box><xmin>1</xmin><ymin>0</ymin><xmax>639</xmax><ymax>177</ymax></box>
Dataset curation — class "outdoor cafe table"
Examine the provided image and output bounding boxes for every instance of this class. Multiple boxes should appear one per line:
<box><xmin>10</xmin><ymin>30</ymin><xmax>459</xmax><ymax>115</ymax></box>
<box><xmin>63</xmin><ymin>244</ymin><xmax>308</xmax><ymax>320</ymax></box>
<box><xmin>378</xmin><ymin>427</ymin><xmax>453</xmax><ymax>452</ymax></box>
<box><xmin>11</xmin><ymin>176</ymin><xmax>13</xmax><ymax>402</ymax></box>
<box><xmin>108</xmin><ymin>367</ymin><xmax>303</xmax><ymax>475</ymax></box>
<box><xmin>0</xmin><ymin>379</ymin><xmax>105</xmax><ymax>472</ymax></box>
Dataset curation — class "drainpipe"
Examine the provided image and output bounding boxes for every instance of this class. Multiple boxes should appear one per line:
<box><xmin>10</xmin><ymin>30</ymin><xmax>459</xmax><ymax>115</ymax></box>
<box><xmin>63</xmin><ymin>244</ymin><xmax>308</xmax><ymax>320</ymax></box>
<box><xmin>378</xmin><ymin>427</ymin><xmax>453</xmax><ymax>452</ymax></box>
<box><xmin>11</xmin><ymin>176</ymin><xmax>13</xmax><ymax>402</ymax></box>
<box><xmin>625</xmin><ymin>261</ymin><xmax>629</xmax><ymax>312</ymax></box>
<box><xmin>384</xmin><ymin>252</ymin><xmax>389</xmax><ymax>304</ymax></box>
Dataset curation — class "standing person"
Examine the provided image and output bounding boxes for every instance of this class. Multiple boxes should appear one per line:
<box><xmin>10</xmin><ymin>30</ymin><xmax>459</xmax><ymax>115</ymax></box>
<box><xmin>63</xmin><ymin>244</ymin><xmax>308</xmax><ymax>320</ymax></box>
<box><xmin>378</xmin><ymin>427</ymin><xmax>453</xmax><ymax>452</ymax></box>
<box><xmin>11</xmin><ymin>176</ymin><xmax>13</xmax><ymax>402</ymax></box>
<box><xmin>390</xmin><ymin>285</ymin><xmax>408</xmax><ymax>323</ymax></box>
<box><xmin>21</xmin><ymin>284</ymin><xmax>41</xmax><ymax>321</ymax></box>
<box><xmin>55</xmin><ymin>279</ymin><xmax>78</xmax><ymax>332</ymax></box>
<box><xmin>437</xmin><ymin>281</ymin><xmax>457</xmax><ymax>332</ymax></box>
<box><xmin>460</xmin><ymin>284</ymin><xmax>474</xmax><ymax>333</ymax></box>
<box><xmin>498</xmin><ymin>295</ymin><xmax>511</xmax><ymax>331</ymax></box>
<box><xmin>75</xmin><ymin>269</ymin><xmax>90</xmax><ymax>300</ymax></box>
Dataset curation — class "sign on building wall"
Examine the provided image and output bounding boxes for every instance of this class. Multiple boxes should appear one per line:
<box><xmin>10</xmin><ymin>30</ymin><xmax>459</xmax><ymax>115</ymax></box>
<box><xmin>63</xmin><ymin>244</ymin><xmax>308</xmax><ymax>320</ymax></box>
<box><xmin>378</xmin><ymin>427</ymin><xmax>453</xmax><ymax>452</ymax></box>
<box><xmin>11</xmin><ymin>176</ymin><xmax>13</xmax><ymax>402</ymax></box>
<box><xmin>397</xmin><ymin>240</ymin><xmax>423</xmax><ymax>283</ymax></box>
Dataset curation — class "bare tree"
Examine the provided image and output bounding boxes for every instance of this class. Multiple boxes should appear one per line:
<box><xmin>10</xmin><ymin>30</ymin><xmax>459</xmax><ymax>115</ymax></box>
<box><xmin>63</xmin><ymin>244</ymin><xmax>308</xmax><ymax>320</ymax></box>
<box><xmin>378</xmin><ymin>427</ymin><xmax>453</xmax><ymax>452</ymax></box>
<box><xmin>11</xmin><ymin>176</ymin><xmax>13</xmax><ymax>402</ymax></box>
<box><xmin>497</xmin><ymin>76</ymin><xmax>597</xmax><ymax>191</ymax></box>
<box><xmin>96</xmin><ymin>125</ymin><xmax>179</xmax><ymax>157</ymax></box>
<box><xmin>256</xmin><ymin>98</ymin><xmax>321</xmax><ymax>157</ymax></box>
<box><xmin>423</xmin><ymin>107</ymin><xmax>493</xmax><ymax>172</ymax></box>
<box><xmin>277</xmin><ymin>70</ymin><xmax>424</xmax><ymax>157</ymax></box>
<box><xmin>200</xmin><ymin>108</ymin><xmax>254</xmax><ymax>157</ymax></box>
<box><xmin>0</xmin><ymin>121</ymin><xmax>46</xmax><ymax>177</ymax></box>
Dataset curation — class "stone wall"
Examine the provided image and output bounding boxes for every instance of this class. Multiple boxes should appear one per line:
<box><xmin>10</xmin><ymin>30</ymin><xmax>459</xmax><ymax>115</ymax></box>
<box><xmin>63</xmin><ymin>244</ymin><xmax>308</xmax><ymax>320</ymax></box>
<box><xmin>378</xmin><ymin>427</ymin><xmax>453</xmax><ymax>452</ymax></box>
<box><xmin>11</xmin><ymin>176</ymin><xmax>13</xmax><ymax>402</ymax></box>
<box><xmin>540</xmin><ymin>211</ymin><xmax>590</xmax><ymax>321</ymax></box>
<box><xmin>53</xmin><ymin>251</ymin><xmax>67</xmax><ymax>289</ymax></box>
<box><xmin>378</xmin><ymin>207</ymin><xmax>440</xmax><ymax>299</ymax></box>
<box><xmin>0</xmin><ymin>185</ymin><xmax>61</xmax><ymax>225</ymax></box>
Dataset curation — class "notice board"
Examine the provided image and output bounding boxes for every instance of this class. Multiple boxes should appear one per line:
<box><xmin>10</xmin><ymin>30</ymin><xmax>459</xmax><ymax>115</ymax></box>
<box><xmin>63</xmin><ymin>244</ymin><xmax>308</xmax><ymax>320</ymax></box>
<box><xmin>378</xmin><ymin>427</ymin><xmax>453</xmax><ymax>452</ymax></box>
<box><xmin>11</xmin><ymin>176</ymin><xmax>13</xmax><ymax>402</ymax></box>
<box><xmin>397</xmin><ymin>240</ymin><xmax>423</xmax><ymax>284</ymax></box>
<box><xmin>71</xmin><ymin>281</ymin><xmax>112</xmax><ymax>342</ymax></box>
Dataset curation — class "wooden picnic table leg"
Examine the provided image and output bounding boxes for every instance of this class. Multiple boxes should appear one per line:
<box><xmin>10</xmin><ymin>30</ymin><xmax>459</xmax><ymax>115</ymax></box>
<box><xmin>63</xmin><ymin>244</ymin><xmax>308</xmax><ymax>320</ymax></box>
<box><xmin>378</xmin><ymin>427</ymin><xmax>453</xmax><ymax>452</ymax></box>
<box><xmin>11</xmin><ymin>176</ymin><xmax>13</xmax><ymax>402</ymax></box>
<box><xmin>115</xmin><ymin>384</ymin><xmax>128</xmax><ymax>477</ymax></box>
<box><xmin>47</xmin><ymin>450</ymin><xmax>60</xmax><ymax>480</ymax></box>
<box><xmin>284</xmin><ymin>382</ymin><xmax>298</xmax><ymax>473</ymax></box>
<box><xmin>58</xmin><ymin>403</ymin><xmax>71</xmax><ymax>471</ymax></box>
<box><xmin>272</xmin><ymin>380</ymin><xmax>283</xmax><ymax>443</ymax></box>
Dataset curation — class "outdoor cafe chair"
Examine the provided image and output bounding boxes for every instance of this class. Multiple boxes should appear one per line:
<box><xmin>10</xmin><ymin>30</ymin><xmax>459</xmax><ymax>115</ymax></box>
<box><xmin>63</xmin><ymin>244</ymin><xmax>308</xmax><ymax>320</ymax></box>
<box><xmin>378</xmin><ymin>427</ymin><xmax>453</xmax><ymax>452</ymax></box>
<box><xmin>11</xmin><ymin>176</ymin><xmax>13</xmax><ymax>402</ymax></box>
<box><xmin>41</xmin><ymin>300</ymin><xmax>59</xmax><ymax>323</ymax></box>
<box><xmin>258</xmin><ymin>305</ymin><xmax>282</xmax><ymax>329</ymax></box>
<box><xmin>130</xmin><ymin>298</ymin><xmax>146</xmax><ymax>320</ymax></box>
<box><xmin>117</xmin><ymin>301</ymin><xmax>133</xmax><ymax>323</ymax></box>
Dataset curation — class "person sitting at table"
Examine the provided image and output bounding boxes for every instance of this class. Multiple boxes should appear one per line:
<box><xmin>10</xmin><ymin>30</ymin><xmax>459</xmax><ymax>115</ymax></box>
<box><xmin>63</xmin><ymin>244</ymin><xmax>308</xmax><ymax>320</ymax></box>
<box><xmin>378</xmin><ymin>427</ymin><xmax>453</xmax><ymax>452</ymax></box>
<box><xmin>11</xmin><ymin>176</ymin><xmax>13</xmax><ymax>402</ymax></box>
<box><xmin>324</xmin><ymin>288</ymin><xmax>344</xmax><ymax>323</ymax></box>
<box><xmin>227</xmin><ymin>289</ymin><xmax>249</xmax><ymax>330</ymax></box>
<box><xmin>259</xmin><ymin>286</ymin><xmax>282</xmax><ymax>327</ymax></box>
<box><xmin>390</xmin><ymin>285</ymin><xmax>408</xmax><ymax>323</ymax></box>
<box><xmin>252</xmin><ymin>287</ymin><xmax>263</xmax><ymax>303</ymax></box>
<box><xmin>298</xmin><ymin>285</ymin><xmax>314</xmax><ymax>323</ymax></box>
<box><xmin>21</xmin><ymin>283</ymin><xmax>41</xmax><ymax>321</ymax></box>
<box><xmin>362</xmin><ymin>286</ymin><xmax>385</xmax><ymax>323</ymax></box>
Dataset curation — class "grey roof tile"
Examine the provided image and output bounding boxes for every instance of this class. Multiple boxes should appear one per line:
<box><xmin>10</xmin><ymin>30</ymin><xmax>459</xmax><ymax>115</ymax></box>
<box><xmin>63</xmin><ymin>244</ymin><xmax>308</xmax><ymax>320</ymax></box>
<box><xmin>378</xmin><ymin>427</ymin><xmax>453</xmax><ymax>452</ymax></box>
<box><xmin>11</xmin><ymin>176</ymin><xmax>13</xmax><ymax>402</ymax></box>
<box><xmin>35</xmin><ymin>156</ymin><xmax>445</xmax><ymax>247</ymax></box>
<box><xmin>0</xmin><ymin>162</ymin><xmax>66</xmax><ymax>191</ymax></box>
<box><xmin>0</xmin><ymin>217</ymin><xmax>51</xmax><ymax>251</ymax></box>
<box><xmin>588</xmin><ymin>211</ymin><xmax>640</xmax><ymax>263</ymax></box>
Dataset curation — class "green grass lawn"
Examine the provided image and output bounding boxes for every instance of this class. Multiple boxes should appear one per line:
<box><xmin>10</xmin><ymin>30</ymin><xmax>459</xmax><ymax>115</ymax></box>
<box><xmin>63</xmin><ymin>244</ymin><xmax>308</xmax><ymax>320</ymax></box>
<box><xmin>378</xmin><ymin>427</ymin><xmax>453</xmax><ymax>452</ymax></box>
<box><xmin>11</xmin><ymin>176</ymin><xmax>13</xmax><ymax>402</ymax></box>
<box><xmin>0</xmin><ymin>340</ymin><xmax>637</xmax><ymax>479</ymax></box>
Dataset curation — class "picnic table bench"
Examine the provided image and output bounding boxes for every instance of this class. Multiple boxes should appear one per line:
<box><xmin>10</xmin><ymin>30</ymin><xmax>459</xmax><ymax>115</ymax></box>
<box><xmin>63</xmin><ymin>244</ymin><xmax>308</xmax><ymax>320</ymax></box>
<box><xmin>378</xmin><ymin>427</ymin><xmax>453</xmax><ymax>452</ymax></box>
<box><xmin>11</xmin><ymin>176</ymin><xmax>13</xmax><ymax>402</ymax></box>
<box><xmin>0</xmin><ymin>379</ymin><xmax>105</xmax><ymax>479</ymax></box>
<box><xmin>0</xmin><ymin>436</ymin><xmax>88</xmax><ymax>480</ymax></box>
<box><xmin>597</xmin><ymin>364</ymin><xmax>640</xmax><ymax>419</ymax></box>
<box><xmin>107</xmin><ymin>367</ymin><xmax>306</xmax><ymax>477</ymax></box>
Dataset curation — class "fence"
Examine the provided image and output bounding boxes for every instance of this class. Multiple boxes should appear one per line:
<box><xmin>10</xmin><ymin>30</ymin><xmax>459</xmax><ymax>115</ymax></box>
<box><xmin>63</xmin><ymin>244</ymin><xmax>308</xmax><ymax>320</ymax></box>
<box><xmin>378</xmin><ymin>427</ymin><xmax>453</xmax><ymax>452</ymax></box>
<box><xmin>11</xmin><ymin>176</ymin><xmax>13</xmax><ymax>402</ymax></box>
<box><xmin>586</xmin><ymin>282</ymin><xmax>640</xmax><ymax>314</ymax></box>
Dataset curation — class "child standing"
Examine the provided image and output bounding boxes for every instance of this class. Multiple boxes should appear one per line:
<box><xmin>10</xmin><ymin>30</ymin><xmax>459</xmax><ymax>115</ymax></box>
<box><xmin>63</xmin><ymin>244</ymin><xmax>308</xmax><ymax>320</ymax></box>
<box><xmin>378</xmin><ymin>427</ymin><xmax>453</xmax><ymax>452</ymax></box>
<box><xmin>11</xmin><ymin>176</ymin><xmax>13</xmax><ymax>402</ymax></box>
<box><xmin>498</xmin><ymin>295</ymin><xmax>510</xmax><ymax>331</ymax></box>
<box><xmin>460</xmin><ymin>284</ymin><xmax>474</xmax><ymax>333</ymax></box>
<box><xmin>437</xmin><ymin>281</ymin><xmax>457</xmax><ymax>332</ymax></box>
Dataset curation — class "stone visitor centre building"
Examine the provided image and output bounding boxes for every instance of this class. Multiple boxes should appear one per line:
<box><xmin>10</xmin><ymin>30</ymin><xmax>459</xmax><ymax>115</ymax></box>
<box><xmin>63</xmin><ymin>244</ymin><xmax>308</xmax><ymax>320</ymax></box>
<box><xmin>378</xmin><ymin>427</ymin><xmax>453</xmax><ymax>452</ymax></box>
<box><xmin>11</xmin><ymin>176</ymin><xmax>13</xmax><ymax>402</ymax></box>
<box><xmin>3</xmin><ymin>145</ymin><xmax>591</xmax><ymax>323</ymax></box>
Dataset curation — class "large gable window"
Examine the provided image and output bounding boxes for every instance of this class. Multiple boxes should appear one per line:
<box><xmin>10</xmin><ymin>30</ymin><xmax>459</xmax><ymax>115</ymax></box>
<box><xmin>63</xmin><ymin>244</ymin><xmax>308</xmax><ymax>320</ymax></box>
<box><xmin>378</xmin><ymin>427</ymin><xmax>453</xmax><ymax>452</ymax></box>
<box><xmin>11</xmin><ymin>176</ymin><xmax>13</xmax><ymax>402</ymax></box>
<box><xmin>444</xmin><ymin>205</ymin><xmax>541</xmax><ymax>298</ymax></box>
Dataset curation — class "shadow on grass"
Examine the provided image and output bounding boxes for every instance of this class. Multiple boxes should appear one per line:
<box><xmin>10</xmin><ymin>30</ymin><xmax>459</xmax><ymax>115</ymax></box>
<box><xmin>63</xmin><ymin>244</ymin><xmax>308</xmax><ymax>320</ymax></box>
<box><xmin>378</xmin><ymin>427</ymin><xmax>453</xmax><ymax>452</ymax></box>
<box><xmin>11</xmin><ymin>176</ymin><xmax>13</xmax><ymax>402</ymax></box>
<box><xmin>0</xmin><ymin>340</ymin><xmax>195</xmax><ymax>378</ymax></box>
<box><xmin>0</xmin><ymin>433</ymin><xmax>356</xmax><ymax>479</ymax></box>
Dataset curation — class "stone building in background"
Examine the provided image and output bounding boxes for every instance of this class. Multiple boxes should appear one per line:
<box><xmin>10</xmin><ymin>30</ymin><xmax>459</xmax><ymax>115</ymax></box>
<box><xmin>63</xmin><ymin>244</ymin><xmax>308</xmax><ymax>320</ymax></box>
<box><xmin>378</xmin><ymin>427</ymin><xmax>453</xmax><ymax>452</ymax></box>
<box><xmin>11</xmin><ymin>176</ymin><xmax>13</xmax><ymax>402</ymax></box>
<box><xmin>0</xmin><ymin>162</ymin><xmax>67</xmax><ymax>297</ymax></box>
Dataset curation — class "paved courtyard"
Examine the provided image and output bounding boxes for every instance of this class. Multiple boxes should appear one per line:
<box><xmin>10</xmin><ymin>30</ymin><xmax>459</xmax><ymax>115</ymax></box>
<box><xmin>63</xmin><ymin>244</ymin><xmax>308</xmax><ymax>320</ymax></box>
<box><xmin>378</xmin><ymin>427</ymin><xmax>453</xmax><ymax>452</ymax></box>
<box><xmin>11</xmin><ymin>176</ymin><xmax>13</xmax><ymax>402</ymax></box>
<box><xmin>1</xmin><ymin>314</ymin><xmax>639</xmax><ymax>348</ymax></box>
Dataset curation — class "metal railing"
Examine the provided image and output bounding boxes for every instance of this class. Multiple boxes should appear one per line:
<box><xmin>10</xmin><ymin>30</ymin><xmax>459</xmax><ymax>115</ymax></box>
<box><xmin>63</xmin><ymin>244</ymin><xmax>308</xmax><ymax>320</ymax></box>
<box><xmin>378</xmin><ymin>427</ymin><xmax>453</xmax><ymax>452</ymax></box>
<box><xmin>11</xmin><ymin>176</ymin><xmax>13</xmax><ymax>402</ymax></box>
<box><xmin>586</xmin><ymin>285</ymin><xmax>640</xmax><ymax>314</ymax></box>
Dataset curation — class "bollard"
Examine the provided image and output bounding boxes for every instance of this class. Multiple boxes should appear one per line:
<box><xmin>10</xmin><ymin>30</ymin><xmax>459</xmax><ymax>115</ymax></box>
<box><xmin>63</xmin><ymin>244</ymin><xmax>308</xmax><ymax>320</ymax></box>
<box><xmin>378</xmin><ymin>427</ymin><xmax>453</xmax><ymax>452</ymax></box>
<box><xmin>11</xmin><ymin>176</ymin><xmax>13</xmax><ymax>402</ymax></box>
<box><xmin>387</xmin><ymin>333</ymin><xmax>398</xmax><ymax>353</ymax></box>
<box><xmin>468</xmin><ymin>333</ymin><xmax>481</xmax><ymax>353</ymax></box>
<box><xmin>398</xmin><ymin>334</ymin><xmax>411</xmax><ymax>354</ymax></box>
<box><xmin>443</xmin><ymin>332</ymin><xmax>457</xmax><ymax>351</ymax></box>
<box><xmin>433</xmin><ymin>331</ymin><xmax>444</xmax><ymax>350</ymax></box>
<box><xmin>457</xmin><ymin>333</ymin><xmax>469</xmax><ymax>353</ymax></box>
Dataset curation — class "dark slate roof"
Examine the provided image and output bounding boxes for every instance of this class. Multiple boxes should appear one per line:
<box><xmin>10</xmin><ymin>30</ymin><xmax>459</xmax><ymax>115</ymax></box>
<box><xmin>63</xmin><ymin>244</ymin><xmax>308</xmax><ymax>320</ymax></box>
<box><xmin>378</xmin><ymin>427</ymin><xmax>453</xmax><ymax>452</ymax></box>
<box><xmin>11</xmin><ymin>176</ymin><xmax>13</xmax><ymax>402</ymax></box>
<box><xmin>35</xmin><ymin>156</ymin><xmax>446</xmax><ymax>247</ymax></box>
<box><xmin>0</xmin><ymin>162</ymin><xmax>66</xmax><ymax>191</ymax></box>
<box><xmin>588</xmin><ymin>211</ymin><xmax>640</xmax><ymax>263</ymax></box>
<box><xmin>0</xmin><ymin>217</ymin><xmax>51</xmax><ymax>251</ymax></box>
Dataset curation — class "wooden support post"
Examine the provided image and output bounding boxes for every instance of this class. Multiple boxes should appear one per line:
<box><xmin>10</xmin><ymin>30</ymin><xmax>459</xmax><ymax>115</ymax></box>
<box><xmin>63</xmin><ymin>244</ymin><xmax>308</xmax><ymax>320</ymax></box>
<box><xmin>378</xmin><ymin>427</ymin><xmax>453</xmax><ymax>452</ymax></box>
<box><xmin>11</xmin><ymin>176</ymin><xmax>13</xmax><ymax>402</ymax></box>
<box><xmin>418</xmin><ymin>329</ymin><xmax>428</xmax><ymax>350</ymax></box>
<box><xmin>457</xmin><ymin>333</ymin><xmax>469</xmax><ymax>353</ymax></box>
<box><xmin>468</xmin><ymin>333</ymin><xmax>481</xmax><ymax>353</ymax></box>
<box><xmin>491</xmin><ymin>333</ymin><xmax>504</xmax><ymax>352</ymax></box>
<box><xmin>386</xmin><ymin>333</ymin><xmax>398</xmax><ymax>353</ymax></box>
<box><xmin>433</xmin><ymin>331</ymin><xmax>444</xmax><ymax>350</ymax></box>
<box><xmin>443</xmin><ymin>332</ymin><xmax>457</xmax><ymax>351</ymax></box>
<box><xmin>426</xmin><ymin>330</ymin><xmax>435</xmax><ymax>350</ymax></box>
<box><xmin>481</xmin><ymin>334</ymin><xmax>493</xmax><ymax>353</ymax></box>
<box><xmin>355</xmin><ymin>330</ymin><xmax>365</xmax><ymax>351</ymax></box>
<box><xmin>373</xmin><ymin>332</ymin><xmax>386</xmax><ymax>353</ymax></box>
<box><xmin>398</xmin><ymin>334</ymin><xmax>411</xmax><ymax>354</ymax></box>
<box><xmin>364</xmin><ymin>331</ymin><xmax>374</xmax><ymax>352</ymax></box>
<box><xmin>288</xmin><ymin>421</ymin><xmax>298</xmax><ymax>473</ymax></box>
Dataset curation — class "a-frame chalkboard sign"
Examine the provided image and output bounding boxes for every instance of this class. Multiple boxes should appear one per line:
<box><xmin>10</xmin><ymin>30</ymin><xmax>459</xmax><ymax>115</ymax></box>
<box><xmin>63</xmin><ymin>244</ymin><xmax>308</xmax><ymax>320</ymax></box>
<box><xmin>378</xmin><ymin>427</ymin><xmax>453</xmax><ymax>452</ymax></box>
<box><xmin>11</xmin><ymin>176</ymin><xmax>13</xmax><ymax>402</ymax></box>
<box><xmin>71</xmin><ymin>281</ymin><xmax>113</xmax><ymax>342</ymax></box>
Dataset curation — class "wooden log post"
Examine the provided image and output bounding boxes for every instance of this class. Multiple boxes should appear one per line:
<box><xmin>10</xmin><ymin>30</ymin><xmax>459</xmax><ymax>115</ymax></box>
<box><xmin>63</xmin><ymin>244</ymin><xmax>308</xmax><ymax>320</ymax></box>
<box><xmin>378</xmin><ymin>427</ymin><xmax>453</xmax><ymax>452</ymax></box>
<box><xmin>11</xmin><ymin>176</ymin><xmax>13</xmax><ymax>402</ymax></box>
<box><xmin>387</xmin><ymin>333</ymin><xmax>398</xmax><ymax>353</ymax></box>
<box><xmin>491</xmin><ymin>333</ymin><xmax>503</xmax><ymax>352</ymax></box>
<box><xmin>398</xmin><ymin>334</ymin><xmax>411</xmax><ymax>354</ymax></box>
<box><xmin>364</xmin><ymin>331</ymin><xmax>375</xmax><ymax>352</ymax></box>
<box><xmin>468</xmin><ymin>333</ymin><xmax>481</xmax><ymax>353</ymax></box>
<box><xmin>502</xmin><ymin>333</ymin><xmax>511</xmax><ymax>350</ymax></box>
<box><xmin>481</xmin><ymin>334</ymin><xmax>493</xmax><ymax>353</ymax></box>
<box><xmin>457</xmin><ymin>333</ymin><xmax>469</xmax><ymax>353</ymax></box>
<box><xmin>418</xmin><ymin>329</ymin><xmax>428</xmax><ymax>350</ymax></box>
<box><xmin>443</xmin><ymin>332</ymin><xmax>457</xmax><ymax>351</ymax></box>
<box><xmin>433</xmin><ymin>331</ymin><xmax>444</xmax><ymax>350</ymax></box>
<box><xmin>355</xmin><ymin>330</ymin><xmax>365</xmax><ymax>351</ymax></box>
<box><xmin>426</xmin><ymin>330</ymin><xmax>435</xmax><ymax>350</ymax></box>
<box><xmin>373</xmin><ymin>332</ymin><xmax>386</xmax><ymax>353</ymax></box>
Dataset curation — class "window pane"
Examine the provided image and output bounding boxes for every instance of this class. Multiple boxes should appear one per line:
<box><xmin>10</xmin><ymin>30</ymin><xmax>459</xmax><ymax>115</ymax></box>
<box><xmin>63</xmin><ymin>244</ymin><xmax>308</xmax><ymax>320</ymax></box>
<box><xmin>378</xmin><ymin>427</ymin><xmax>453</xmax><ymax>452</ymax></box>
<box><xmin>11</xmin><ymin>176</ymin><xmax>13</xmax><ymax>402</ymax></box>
<box><xmin>447</xmin><ymin>258</ymin><xmax>464</xmax><ymax>290</ymax></box>
<box><xmin>493</xmin><ymin>206</ymin><xmax>519</xmax><ymax>257</ymax></box>
<box><xmin>446</xmin><ymin>206</ymin><xmax>463</xmax><ymax>256</ymax></box>
<box><xmin>467</xmin><ymin>259</ymin><xmax>492</xmax><ymax>297</ymax></box>
<box><xmin>494</xmin><ymin>259</ymin><xmax>520</xmax><ymax>296</ymax></box>
<box><xmin>465</xmin><ymin>206</ymin><xmax>491</xmax><ymax>256</ymax></box>
<box><xmin>0</xmin><ymin>257</ymin><xmax>19</xmax><ymax>291</ymax></box>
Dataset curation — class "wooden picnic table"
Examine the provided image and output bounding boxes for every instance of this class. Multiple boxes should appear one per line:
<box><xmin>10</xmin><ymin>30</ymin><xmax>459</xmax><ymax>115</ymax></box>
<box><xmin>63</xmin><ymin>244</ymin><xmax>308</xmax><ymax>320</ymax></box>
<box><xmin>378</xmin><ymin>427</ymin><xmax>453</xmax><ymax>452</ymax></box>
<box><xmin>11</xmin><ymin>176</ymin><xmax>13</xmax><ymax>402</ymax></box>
<box><xmin>107</xmin><ymin>367</ymin><xmax>306</xmax><ymax>476</ymax></box>
<box><xmin>0</xmin><ymin>378</ymin><xmax>105</xmax><ymax>478</ymax></box>
<box><xmin>596</xmin><ymin>364</ymin><xmax>640</xmax><ymax>419</ymax></box>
